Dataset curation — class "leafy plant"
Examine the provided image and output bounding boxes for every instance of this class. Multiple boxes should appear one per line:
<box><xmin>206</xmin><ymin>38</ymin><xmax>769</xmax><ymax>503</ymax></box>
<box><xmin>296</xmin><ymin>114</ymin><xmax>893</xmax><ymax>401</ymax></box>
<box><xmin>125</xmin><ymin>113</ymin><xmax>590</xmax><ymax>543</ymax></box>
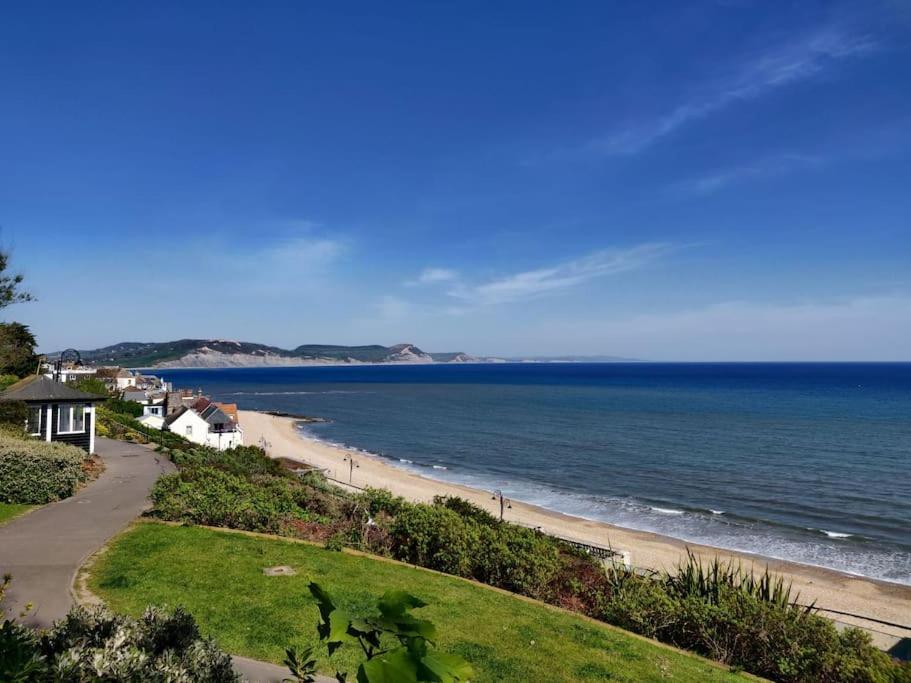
<box><xmin>0</xmin><ymin>433</ymin><xmax>87</xmax><ymax>504</ymax></box>
<box><xmin>284</xmin><ymin>646</ymin><xmax>319</xmax><ymax>682</ymax></box>
<box><xmin>286</xmin><ymin>582</ymin><xmax>473</xmax><ymax>683</ymax></box>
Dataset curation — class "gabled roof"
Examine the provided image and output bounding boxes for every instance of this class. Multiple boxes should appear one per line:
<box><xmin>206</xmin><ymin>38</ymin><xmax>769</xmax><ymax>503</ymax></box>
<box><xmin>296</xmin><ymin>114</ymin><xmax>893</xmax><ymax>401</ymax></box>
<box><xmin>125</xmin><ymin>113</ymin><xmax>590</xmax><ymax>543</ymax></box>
<box><xmin>0</xmin><ymin>375</ymin><xmax>105</xmax><ymax>402</ymax></box>
<box><xmin>164</xmin><ymin>406</ymin><xmax>210</xmax><ymax>427</ymax></box>
<box><xmin>200</xmin><ymin>404</ymin><xmax>233</xmax><ymax>426</ymax></box>
<box><xmin>214</xmin><ymin>402</ymin><xmax>239</xmax><ymax>423</ymax></box>
<box><xmin>163</xmin><ymin>406</ymin><xmax>189</xmax><ymax>426</ymax></box>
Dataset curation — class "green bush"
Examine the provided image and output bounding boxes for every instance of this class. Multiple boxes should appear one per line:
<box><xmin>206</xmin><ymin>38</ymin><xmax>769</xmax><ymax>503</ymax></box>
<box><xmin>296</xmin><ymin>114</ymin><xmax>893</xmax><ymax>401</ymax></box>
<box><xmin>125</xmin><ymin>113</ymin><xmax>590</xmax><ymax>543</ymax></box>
<box><xmin>0</xmin><ymin>434</ymin><xmax>86</xmax><ymax>504</ymax></box>
<box><xmin>151</xmin><ymin>466</ymin><xmax>309</xmax><ymax>533</ymax></box>
<box><xmin>360</xmin><ymin>486</ymin><xmax>408</xmax><ymax>517</ymax></box>
<box><xmin>0</xmin><ymin>605</ymin><xmax>239</xmax><ymax>681</ymax></box>
<box><xmin>596</xmin><ymin>559</ymin><xmax>910</xmax><ymax>683</ymax></box>
<box><xmin>389</xmin><ymin>503</ymin><xmax>561</xmax><ymax>597</ymax></box>
<box><xmin>171</xmin><ymin>444</ymin><xmax>286</xmax><ymax>478</ymax></box>
<box><xmin>104</xmin><ymin>398</ymin><xmax>142</xmax><ymax>417</ymax></box>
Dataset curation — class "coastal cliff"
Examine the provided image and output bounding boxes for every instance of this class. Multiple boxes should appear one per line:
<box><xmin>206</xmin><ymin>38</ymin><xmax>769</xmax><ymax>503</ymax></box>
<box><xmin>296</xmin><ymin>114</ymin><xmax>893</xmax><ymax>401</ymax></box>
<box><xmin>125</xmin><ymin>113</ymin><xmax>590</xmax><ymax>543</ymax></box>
<box><xmin>60</xmin><ymin>339</ymin><xmax>481</xmax><ymax>368</ymax></box>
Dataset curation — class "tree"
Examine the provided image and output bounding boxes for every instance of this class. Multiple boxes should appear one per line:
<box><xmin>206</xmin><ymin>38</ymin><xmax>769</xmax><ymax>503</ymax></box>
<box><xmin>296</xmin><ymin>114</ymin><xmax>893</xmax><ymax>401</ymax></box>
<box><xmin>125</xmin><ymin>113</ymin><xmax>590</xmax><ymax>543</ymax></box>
<box><xmin>69</xmin><ymin>376</ymin><xmax>109</xmax><ymax>397</ymax></box>
<box><xmin>0</xmin><ymin>323</ymin><xmax>39</xmax><ymax>377</ymax></box>
<box><xmin>0</xmin><ymin>249</ymin><xmax>33</xmax><ymax>311</ymax></box>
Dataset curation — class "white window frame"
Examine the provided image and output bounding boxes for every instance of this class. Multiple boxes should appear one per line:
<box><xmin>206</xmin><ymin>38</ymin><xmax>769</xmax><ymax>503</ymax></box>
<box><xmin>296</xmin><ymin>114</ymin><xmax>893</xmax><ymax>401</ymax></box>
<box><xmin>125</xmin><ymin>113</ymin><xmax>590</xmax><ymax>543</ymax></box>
<box><xmin>26</xmin><ymin>405</ymin><xmax>43</xmax><ymax>436</ymax></box>
<box><xmin>185</xmin><ymin>425</ymin><xmax>193</xmax><ymax>436</ymax></box>
<box><xmin>57</xmin><ymin>404</ymin><xmax>86</xmax><ymax>434</ymax></box>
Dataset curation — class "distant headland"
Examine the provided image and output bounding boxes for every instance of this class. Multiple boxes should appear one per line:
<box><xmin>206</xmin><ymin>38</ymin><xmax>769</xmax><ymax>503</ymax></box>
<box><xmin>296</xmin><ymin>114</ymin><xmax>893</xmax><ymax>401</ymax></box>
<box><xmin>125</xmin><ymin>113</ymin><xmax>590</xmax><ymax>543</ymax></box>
<box><xmin>47</xmin><ymin>339</ymin><xmax>642</xmax><ymax>369</ymax></box>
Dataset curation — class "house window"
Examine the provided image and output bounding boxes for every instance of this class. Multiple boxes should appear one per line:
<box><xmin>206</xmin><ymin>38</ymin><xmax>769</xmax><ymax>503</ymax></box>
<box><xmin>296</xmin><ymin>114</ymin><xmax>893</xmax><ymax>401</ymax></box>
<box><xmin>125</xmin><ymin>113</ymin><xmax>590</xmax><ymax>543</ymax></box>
<box><xmin>58</xmin><ymin>405</ymin><xmax>85</xmax><ymax>434</ymax></box>
<box><xmin>185</xmin><ymin>425</ymin><xmax>193</xmax><ymax>436</ymax></box>
<box><xmin>27</xmin><ymin>406</ymin><xmax>42</xmax><ymax>435</ymax></box>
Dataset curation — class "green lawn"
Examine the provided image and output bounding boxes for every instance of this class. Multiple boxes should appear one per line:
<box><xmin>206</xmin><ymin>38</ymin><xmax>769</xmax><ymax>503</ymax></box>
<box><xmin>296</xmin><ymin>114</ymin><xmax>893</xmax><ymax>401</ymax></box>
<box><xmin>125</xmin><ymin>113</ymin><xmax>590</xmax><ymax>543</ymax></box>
<box><xmin>0</xmin><ymin>503</ymin><xmax>33</xmax><ymax>525</ymax></box>
<box><xmin>87</xmin><ymin>522</ymin><xmax>750</xmax><ymax>682</ymax></box>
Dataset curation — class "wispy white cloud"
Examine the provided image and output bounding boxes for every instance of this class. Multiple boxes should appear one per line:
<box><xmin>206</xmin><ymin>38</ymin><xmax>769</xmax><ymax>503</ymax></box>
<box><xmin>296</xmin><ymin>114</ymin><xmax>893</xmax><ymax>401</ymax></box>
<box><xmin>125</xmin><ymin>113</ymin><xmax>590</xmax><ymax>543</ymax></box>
<box><xmin>592</xmin><ymin>28</ymin><xmax>877</xmax><ymax>155</ymax></box>
<box><xmin>404</xmin><ymin>267</ymin><xmax>460</xmax><ymax>287</ymax></box>
<box><xmin>669</xmin><ymin>153</ymin><xmax>824</xmax><ymax>196</ymax></box>
<box><xmin>448</xmin><ymin>243</ymin><xmax>672</xmax><ymax>306</ymax></box>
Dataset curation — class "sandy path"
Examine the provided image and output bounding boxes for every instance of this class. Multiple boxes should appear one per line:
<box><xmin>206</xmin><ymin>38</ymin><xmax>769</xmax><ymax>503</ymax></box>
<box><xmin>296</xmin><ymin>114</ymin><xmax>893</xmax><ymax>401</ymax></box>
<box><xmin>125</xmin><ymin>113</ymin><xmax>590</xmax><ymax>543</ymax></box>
<box><xmin>239</xmin><ymin>409</ymin><xmax>911</xmax><ymax>648</ymax></box>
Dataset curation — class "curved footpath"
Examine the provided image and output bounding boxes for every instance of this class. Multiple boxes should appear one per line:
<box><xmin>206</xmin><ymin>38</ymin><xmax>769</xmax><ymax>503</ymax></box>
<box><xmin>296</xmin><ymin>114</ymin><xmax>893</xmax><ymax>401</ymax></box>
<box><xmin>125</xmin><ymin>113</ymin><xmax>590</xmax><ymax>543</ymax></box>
<box><xmin>0</xmin><ymin>438</ymin><xmax>174</xmax><ymax>626</ymax></box>
<box><xmin>0</xmin><ymin>437</ymin><xmax>327</xmax><ymax>682</ymax></box>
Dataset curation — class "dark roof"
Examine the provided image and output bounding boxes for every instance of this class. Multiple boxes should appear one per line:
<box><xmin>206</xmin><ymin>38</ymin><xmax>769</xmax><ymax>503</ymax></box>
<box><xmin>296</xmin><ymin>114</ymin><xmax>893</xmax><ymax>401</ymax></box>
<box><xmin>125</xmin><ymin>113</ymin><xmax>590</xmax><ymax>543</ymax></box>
<box><xmin>200</xmin><ymin>404</ymin><xmax>233</xmax><ymax>426</ymax></box>
<box><xmin>0</xmin><ymin>375</ymin><xmax>105</xmax><ymax>403</ymax></box>
<box><xmin>163</xmin><ymin>406</ymin><xmax>189</xmax><ymax>427</ymax></box>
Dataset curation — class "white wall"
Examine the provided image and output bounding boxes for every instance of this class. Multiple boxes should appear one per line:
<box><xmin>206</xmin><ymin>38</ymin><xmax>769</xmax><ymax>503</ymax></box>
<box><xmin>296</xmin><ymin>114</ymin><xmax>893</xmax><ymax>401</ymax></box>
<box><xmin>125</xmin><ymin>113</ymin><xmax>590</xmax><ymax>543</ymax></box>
<box><xmin>166</xmin><ymin>410</ymin><xmax>210</xmax><ymax>446</ymax></box>
<box><xmin>205</xmin><ymin>427</ymin><xmax>244</xmax><ymax>450</ymax></box>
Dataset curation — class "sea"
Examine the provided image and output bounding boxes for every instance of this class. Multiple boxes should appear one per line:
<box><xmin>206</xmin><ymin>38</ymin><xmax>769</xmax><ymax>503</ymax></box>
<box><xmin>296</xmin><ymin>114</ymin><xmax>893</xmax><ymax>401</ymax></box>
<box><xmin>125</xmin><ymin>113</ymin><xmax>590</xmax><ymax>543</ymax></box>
<box><xmin>153</xmin><ymin>362</ymin><xmax>911</xmax><ymax>586</ymax></box>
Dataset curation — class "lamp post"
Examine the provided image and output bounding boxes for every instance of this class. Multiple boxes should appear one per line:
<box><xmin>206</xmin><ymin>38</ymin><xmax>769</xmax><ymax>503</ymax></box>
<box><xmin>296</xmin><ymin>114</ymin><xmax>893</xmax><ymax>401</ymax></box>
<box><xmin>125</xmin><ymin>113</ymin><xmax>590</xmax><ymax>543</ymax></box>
<box><xmin>54</xmin><ymin>348</ymin><xmax>82</xmax><ymax>382</ymax></box>
<box><xmin>343</xmin><ymin>455</ymin><xmax>360</xmax><ymax>484</ymax></box>
<box><xmin>491</xmin><ymin>489</ymin><xmax>512</xmax><ymax>522</ymax></box>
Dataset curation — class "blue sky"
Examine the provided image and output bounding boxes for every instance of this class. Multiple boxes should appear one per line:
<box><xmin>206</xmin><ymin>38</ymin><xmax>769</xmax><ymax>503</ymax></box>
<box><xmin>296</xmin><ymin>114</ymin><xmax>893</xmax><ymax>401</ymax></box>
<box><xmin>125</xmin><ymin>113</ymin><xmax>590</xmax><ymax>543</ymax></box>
<box><xmin>1</xmin><ymin>1</ymin><xmax>909</xmax><ymax>360</ymax></box>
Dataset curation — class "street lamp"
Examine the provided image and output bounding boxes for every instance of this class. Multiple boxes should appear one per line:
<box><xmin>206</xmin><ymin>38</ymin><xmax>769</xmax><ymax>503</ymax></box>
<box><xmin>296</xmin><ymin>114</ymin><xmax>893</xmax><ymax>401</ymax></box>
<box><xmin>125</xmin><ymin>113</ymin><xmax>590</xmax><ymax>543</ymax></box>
<box><xmin>491</xmin><ymin>489</ymin><xmax>512</xmax><ymax>521</ymax></box>
<box><xmin>343</xmin><ymin>455</ymin><xmax>360</xmax><ymax>484</ymax></box>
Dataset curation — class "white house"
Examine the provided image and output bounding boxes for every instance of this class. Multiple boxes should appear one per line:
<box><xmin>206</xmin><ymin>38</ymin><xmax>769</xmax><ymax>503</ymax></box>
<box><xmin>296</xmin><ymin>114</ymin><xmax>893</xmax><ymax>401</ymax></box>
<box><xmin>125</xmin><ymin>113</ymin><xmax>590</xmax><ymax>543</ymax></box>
<box><xmin>164</xmin><ymin>405</ymin><xmax>243</xmax><ymax>450</ymax></box>
<box><xmin>114</xmin><ymin>369</ymin><xmax>137</xmax><ymax>390</ymax></box>
<box><xmin>42</xmin><ymin>366</ymin><xmax>98</xmax><ymax>383</ymax></box>
<box><xmin>199</xmin><ymin>403</ymin><xmax>243</xmax><ymax>450</ymax></box>
<box><xmin>164</xmin><ymin>407</ymin><xmax>211</xmax><ymax>446</ymax></box>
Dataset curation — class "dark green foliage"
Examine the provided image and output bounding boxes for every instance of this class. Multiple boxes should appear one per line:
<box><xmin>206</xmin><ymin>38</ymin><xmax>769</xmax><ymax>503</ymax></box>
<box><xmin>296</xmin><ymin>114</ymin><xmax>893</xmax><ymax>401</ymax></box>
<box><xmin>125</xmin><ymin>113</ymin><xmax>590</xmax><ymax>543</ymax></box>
<box><xmin>103</xmin><ymin>398</ymin><xmax>144</xmax><ymax>417</ymax></box>
<box><xmin>433</xmin><ymin>495</ymin><xmax>498</xmax><ymax>525</ymax></box>
<box><xmin>0</xmin><ymin>400</ymin><xmax>27</xmax><ymax>432</ymax></box>
<box><xmin>389</xmin><ymin>503</ymin><xmax>561</xmax><ymax>598</ymax></box>
<box><xmin>151</xmin><ymin>467</ymin><xmax>309</xmax><ymax>533</ymax></box>
<box><xmin>286</xmin><ymin>582</ymin><xmax>473</xmax><ymax>682</ymax></box>
<box><xmin>0</xmin><ymin>434</ymin><xmax>86</xmax><ymax>504</ymax></box>
<box><xmin>0</xmin><ymin>323</ymin><xmax>38</xmax><ymax>377</ymax></box>
<box><xmin>67</xmin><ymin>376</ymin><xmax>109</xmax><ymax>397</ymax></box>
<box><xmin>598</xmin><ymin>558</ymin><xmax>909</xmax><ymax>683</ymax></box>
<box><xmin>0</xmin><ymin>250</ymin><xmax>33</xmax><ymax>310</ymax></box>
<box><xmin>361</xmin><ymin>487</ymin><xmax>409</xmax><ymax>517</ymax></box>
<box><xmin>0</xmin><ymin>574</ymin><xmax>238</xmax><ymax>682</ymax></box>
<box><xmin>170</xmin><ymin>444</ymin><xmax>286</xmax><ymax>478</ymax></box>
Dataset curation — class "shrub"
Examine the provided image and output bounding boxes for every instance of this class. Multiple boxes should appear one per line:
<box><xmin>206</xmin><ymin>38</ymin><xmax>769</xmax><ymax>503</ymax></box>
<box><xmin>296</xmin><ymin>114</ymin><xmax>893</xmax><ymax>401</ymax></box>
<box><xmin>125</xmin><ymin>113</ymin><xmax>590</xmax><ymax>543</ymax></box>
<box><xmin>595</xmin><ymin>559</ymin><xmax>911</xmax><ymax>683</ymax></box>
<box><xmin>360</xmin><ymin>486</ymin><xmax>408</xmax><ymax>517</ymax></box>
<box><xmin>474</xmin><ymin>523</ymin><xmax>561</xmax><ymax>598</ymax></box>
<box><xmin>390</xmin><ymin>504</ymin><xmax>479</xmax><ymax>577</ymax></box>
<box><xmin>151</xmin><ymin>466</ymin><xmax>309</xmax><ymax>533</ymax></box>
<box><xmin>433</xmin><ymin>494</ymin><xmax>498</xmax><ymax>526</ymax></box>
<box><xmin>389</xmin><ymin>503</ymin><xmax>561</xmax><ymax>597</ymax></box>
<box><xmin>104</xmin><ymin>398</ymin><xmax>143</xmax><ymax>417</ymax></box>
<box><xmin>171</xmin><ymin>444</ymin><xmax>286</xmax><ymax>478</ymax></box>
<box><xmin>43</xmin><ymin>606</ymin><xmax>239</xmax><ymax>681</ymax></box>
<box><xmin>0</xmin><ymin>434</ymin><xmax>86</xmax><ymax>504</ymax></box>
<box><xmin>0</xmin><ymin>400</ymin><xmax>27</xmax><ymax>431</ymax></box>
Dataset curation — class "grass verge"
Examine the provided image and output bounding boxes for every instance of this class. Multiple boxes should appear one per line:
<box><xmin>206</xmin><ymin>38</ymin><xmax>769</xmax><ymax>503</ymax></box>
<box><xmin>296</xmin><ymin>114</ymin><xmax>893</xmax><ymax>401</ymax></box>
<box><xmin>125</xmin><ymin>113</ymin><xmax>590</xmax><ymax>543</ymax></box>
<box><xmin>0</xmin><ymin>502</ymin><xmax>33</xmax><ymax>525</ymax></box>
<box><xmin>86</xmin><ymin>521</ymin><xmax>751</xmax><ymax>682</ymax></box>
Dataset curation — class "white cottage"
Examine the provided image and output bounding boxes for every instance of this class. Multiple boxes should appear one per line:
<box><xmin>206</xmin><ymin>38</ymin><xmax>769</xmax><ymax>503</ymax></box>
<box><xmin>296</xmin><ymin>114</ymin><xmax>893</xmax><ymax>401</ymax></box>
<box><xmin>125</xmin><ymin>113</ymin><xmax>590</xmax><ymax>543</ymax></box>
<box><xmin>163</xmin><ymin>407</ymin><xmax>211</xmax><ymax>446</ymax></box>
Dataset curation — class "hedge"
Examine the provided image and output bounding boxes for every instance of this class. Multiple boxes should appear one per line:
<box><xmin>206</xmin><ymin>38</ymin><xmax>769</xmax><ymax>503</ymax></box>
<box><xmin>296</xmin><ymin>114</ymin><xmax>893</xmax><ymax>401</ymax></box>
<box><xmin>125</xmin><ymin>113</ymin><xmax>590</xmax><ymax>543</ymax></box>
<box><xmin>0</xmin><ymin>434</ymin><xmax>86</xmax><ymax>504</ymax></box>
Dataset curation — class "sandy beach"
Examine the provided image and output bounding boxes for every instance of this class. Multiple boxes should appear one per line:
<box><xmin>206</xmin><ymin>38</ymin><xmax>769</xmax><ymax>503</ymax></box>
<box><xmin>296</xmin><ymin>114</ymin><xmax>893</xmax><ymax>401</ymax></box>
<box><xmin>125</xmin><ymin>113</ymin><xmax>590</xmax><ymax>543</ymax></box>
<box><xmin>239</xmin><ymin>409</ymin><xmax>911</xmax><ymax>647</ymax></box>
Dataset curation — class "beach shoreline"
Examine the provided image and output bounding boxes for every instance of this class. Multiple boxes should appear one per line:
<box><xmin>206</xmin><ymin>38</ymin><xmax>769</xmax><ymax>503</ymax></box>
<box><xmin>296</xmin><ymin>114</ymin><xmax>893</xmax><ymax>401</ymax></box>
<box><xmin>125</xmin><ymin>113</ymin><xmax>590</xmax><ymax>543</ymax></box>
<box><xmin>238</xmin><ymin>409</ymin><xmax>911</xmax><ymax>647</ymax></box>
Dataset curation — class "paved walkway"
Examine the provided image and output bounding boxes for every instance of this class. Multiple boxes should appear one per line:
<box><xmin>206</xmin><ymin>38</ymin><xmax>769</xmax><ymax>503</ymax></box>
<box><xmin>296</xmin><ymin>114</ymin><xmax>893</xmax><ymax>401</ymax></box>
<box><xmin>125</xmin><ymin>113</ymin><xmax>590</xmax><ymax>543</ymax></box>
<box><xmin>0</xmin><ymin>437</ymin><xmax>336</xmax><ymax>681</ymax></box>
<box><xmin>0</xmin><ymin>437</ymin><xmax>175</xmax><ymax>626</ymax></box>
